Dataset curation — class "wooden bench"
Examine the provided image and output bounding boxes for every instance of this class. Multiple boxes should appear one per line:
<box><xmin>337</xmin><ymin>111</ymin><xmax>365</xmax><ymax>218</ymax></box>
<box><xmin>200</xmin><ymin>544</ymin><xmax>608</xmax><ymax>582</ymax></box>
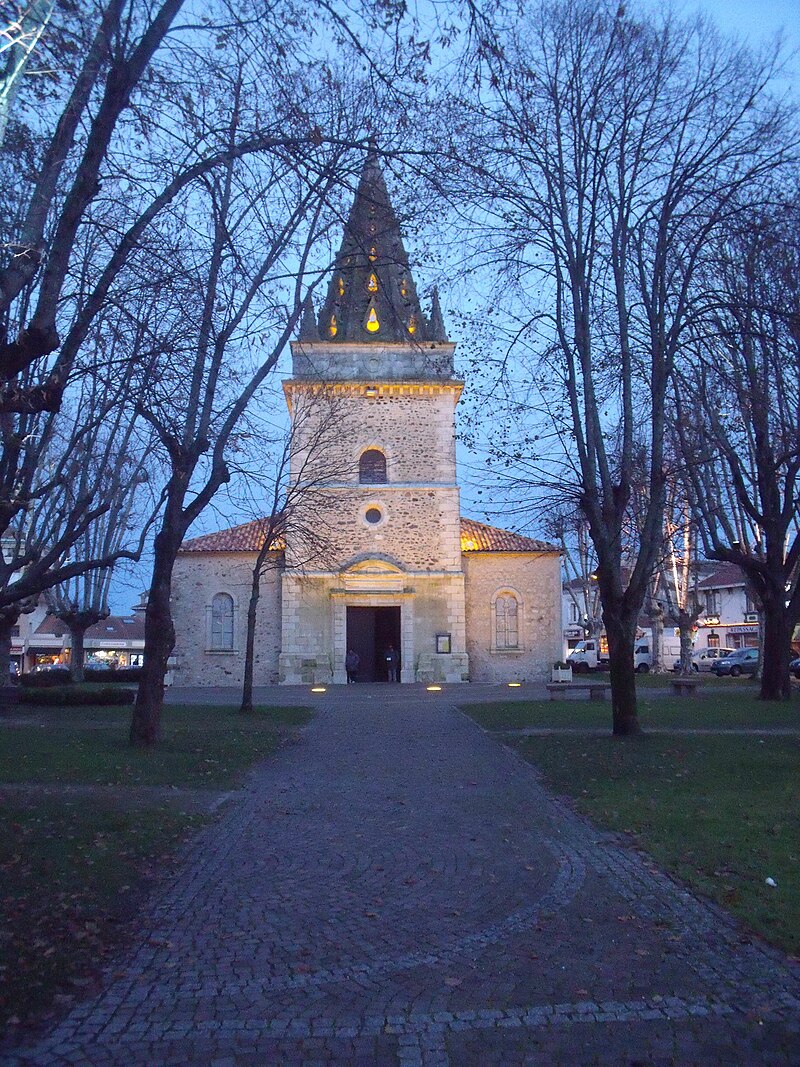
<box><xmin>546</xmin><ymin>682</ymin><xmax>610</xmax><ymax>701</ymax></box>
<box><xmin>670</xmin><ymin>676</ymin><xmax>702</xmax><ymax>697</ymax></box>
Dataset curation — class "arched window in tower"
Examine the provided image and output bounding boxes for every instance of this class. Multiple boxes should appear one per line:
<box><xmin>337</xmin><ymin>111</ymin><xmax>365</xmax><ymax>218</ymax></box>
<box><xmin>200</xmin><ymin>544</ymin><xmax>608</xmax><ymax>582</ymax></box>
<box><xmin>365</xmin><ymin>307</ymin><xmax>380</xmax><ymax>333</ymax></box>
<box><xmin>210</xmin><ymin>593</ymin><xmax>235</xmax><ymax>651</ymax></box>
<box><xmin>369</xmin><ymin>245</ymin><xmax>377</xmax><ymax>262</ymax></box>
<box><xmin>399</xmin><ymin>277</ymin><xmax>409</xmax><ymax>298</ymax></box>
<box><xmin>359</xmin><ymin>449</ymin><xmax>387</xmax><ymax>484</ymax></box>
<box><xmin>367</xmin><ymin>273</ymin><xmax>378</xmax><ymax>293</ymax></box>
<box><xmin>493</xmin><ymin>592</ymin><xmax>520</xmax><ymax>650</ymax></box>
<box><xmin>407</xmin><ymin>314</ymin><xmax>417</xmax><ymax>335</ymax></box>
<box><xmin>328</xmin><ymin>314</ymin><xmax>338</xmax><ymax>337</ymax></box>
<box><xmin>337</xmin><ymin>277</ymin><xmax>345</xmax><ymax>297</ymax></box>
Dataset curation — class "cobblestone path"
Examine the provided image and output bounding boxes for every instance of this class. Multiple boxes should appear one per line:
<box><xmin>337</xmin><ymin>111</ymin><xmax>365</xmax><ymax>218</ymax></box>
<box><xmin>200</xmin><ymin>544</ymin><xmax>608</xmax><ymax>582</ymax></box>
<box><xmin>9</xmin><ymin>690</ymin><xmax>800</xmax><ymax>1065</ymax></box>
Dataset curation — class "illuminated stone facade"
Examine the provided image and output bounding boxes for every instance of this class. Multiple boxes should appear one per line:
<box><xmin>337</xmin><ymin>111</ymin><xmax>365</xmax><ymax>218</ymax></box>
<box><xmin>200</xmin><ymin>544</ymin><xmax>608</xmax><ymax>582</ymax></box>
<box><xmin>170</xmin><ymin>156</ymin><xmax>561</xmax><ymax>686</ymax></box>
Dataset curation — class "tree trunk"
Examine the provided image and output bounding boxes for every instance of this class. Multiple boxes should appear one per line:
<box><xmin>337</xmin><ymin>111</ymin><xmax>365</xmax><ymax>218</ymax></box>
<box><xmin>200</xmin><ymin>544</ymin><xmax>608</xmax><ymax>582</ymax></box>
<box><xmin>604</xmin><ymin>608</ymin><xmax>641</xmax><ymax>736</ymax></box>
<box><xmin>129</xmin><ymin>527</ymin><xmax>179</xmax><ymax>746</ymax></box>
<box><xmin>0</xmin><ymin>612</ymin><xmax>18</xmax><ymax>715</ymax></box>
<box><xmin>759</xmin><ymin>590</ymin><xmax>792</xmax><ymax>701</ymax></box>
<box><xmin>677</xmin><ymin>610</ymin><xmax>695</xmax><ymax>675</ymax></box>
<box><xmin>240</xmin><ymin>568</ymin><xmax>261</xmax><ymax>713</ymax></box>
<box><xmin>650</xmin><ymin>602</ymin><xmax>665</xmax><ymax>673</ymax></box>
<box><xmin>68</xmin><ymin>622</ymin><xmax>87</xmax><ymax>683</ymax></box>
<box><xmin>0</xmin><ymin>613</ymin><xmax>14</xmax><ymax>681</ymax></box>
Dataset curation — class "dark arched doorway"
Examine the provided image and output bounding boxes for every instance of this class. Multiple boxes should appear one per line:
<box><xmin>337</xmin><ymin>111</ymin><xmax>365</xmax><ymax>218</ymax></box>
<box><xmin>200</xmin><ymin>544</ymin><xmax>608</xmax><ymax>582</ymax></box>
<box><xmin>346</xmin><ymin>606</ymin><xmax>401</xmax><ymax>682</ymax></box>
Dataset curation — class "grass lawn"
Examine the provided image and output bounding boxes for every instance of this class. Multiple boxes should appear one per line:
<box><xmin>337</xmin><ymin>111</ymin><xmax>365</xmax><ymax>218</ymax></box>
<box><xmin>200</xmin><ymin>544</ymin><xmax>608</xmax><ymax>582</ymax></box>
<box><xmin>0</xmin><ymin>702</ymin><xmax>313</xmax><ymax>788</ymax></box>
<box><xmin>466</xmin><ymin>687</ymin><xmax>800</xmax><ymax>731</ymax></box>
<box><xmin>460</xmin><ymin>694</ymin><xmax>800</xmax><ymax>956</ymax></box>
<box><xmin>624</xmin><ymin>670</ymin><xmax>758</xmax><ymax>686</ymax></box>
<box><xmin>0</xmin><ymin>702</ymin><xmax>312</xmax><ymax>1036</ymax></box>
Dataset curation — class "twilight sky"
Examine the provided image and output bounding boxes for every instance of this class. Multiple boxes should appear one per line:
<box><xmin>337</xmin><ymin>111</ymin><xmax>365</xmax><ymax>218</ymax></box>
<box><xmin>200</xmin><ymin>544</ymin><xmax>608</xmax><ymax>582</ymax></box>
<box><xmin>112</xmin><ymin>0</ymin><xmax>799</xmax><ymax>612</ymax></box>
<box><xmin>661</xmin><ymin>0</ymin><xmax>798</xmax><ymax>84</ymax></box>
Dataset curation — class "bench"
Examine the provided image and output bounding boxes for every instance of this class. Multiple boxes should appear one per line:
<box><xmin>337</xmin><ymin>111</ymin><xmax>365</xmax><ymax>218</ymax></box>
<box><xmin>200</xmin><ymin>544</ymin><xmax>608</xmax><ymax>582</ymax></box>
<box><xmin>670</xmin><ymin>676</ymin><xmax>702</xmax><ymax>697</ymax></box>
<box><xmin>546</xmin><ymin>682</ymin><xmax>611</xmax><ymax>701</ymax></box>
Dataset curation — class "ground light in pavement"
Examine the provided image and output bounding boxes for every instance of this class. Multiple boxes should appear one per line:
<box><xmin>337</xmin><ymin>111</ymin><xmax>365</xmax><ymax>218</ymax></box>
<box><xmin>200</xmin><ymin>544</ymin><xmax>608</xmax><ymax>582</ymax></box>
<box><xmin>426</xmin><ymin>685</ymin><xmax>442</xmax><ymax>692</ymax></box>
<box><xmin>508</xmin><ymin>682</ymin><xmax>522</xmax><ymax>687</ymax></box>
<box><xmin>310</xmin><ymin>687</ymin><xmax>327</xmax><ymax>693</ymax></box>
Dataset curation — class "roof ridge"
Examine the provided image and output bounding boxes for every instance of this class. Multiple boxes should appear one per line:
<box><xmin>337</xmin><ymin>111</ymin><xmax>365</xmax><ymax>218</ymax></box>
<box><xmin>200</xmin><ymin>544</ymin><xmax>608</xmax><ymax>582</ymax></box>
<box><xmin>179</xmin><ymin>514</ymin><xmax>556</xmax><ymax>554</ymax></box>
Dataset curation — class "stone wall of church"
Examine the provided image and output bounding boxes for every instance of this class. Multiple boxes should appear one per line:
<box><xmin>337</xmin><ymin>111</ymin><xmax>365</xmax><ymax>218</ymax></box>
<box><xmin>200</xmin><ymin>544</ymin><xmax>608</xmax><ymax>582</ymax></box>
<box><xmin>295</xmin><ymin>486</ymin><xmax>462</xmax><ymax>574</ymax></box>
<box><xmin>463</xmin><ymin>552</ymin><xmax>562</xmax><ymax>683</ymax></box>
<box><xmin>279</xmin><ymin>569</ymin><xmax>469</xmax><ymax>684</ymax></box>
<box><xmin>170</xmin><ymin>552</ymin><xmax>282</xmax><ymax>687</ymax></box>
<box><xmin>345</xmin><ymin>389</ymin><xmax>458</xmax><ymax>485</ymax></box>
<box><xmin>288</xmin><ymin>385</ymin><xmax>460</xmax><ymax>489</ymax></box>
<box><xmin>285</xmin><ymin>387</ymin><xmax>463</xmax><ymax>574</ymax></box>
<box><xmin>291</xmin><ymin>341</ymin><xmax>456</xmax><ymax>382</ymax></box>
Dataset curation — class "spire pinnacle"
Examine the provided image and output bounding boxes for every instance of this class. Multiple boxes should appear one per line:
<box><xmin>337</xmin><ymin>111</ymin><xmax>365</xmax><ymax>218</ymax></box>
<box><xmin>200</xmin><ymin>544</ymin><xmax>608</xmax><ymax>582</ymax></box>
<box><xmin>297</xmin><ymin>293</ymin><xmax>319</xmax><ymax>341</ymax></box>
<box><xmin>429</xmin><ymin>286</ymin><xmax>449</xmax><ymax>342</ymax></box>
<box><xmin>316</xmin><ymin>153</ymin><xmax>438</xmax><ymax>344</ymax></box>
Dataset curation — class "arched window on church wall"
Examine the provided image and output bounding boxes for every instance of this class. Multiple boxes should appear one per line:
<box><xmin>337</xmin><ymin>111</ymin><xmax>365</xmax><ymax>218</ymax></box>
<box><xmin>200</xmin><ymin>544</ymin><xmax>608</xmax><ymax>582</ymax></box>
<box><xmin>359</xmin><ymin>448</ymin><xmax>387</xmax><ymax>484</ymax></box>
<box><xmin>210</xmin><ymin>592</ymin><xmax>235</xmax><ymax>651</ymax></box>
<box><xmin>493</xmin><ymin>591</ymin><xmax>521</xmax><ymax>651</ymax></box>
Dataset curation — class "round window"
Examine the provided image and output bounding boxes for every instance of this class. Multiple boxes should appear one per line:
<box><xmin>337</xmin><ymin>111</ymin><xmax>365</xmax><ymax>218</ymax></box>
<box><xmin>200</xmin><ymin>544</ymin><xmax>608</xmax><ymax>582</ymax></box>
<box><xmin>365</xmin><ymin>507</ymin><xmax>383</xmax><ymax>525</ymax></box>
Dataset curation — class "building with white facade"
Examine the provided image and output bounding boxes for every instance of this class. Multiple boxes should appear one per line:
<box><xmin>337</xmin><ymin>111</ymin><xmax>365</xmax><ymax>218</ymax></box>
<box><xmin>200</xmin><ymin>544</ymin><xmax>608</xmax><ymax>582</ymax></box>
<box><xmin>696</xmin><ymin>563</ymin><xmax>760</xmax><ymax>651</ymax></box>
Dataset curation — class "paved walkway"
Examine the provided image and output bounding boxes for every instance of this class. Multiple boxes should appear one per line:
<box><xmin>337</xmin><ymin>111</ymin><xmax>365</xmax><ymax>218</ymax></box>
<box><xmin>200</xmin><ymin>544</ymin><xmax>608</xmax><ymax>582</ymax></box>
<box><xmin>8</xmin><ymin>688</ymin><xmax>800</xmax><ymax>1065</ymax></box>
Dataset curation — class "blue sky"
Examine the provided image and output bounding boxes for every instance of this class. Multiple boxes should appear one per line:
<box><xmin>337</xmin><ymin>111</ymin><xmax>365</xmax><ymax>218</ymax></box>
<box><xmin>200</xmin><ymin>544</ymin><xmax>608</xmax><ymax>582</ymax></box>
<box><xmin>690</xmin><ymin>0</ymin><xmax>797</xmax><ymax>37</ymax></box>
<box><xmin>110</xmin><ymin>0</ymin><xmax>799</xmax><ymax>613</ymax></box>
<box><xmin>664</xmin><ymin>0</ymin><xmax>798</xmax><ymax>82</ymax></box>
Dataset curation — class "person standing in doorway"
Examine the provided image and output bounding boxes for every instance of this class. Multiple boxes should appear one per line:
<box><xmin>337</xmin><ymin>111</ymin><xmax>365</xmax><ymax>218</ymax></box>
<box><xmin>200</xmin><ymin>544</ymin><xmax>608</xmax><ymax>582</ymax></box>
<box><xmin>345</xmin><ymin>649</ymin><xmax>360</xmax><ymax>684</ymax></box>
<box><xmin>384</xmin><ymin>644</ymin><xmax>399</xmax><ymax>683</ymax></box>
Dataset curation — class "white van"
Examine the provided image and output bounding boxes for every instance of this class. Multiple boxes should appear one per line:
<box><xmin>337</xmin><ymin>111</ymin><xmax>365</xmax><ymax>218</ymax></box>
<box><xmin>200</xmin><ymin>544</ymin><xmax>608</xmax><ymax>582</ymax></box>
<box><xmin>567</xmin><ymin>639</ymin><xmax>605</xmax><ymax>672</ymax></box>
<box><xmin>567</xmin><ymin>638</ymin><xmax>652</xmax><ymax>673</ymax></box>
<box><xmin>633</xmin><ymin>640</ymin><xmax>652</xmax><ymax>673</ymax></box>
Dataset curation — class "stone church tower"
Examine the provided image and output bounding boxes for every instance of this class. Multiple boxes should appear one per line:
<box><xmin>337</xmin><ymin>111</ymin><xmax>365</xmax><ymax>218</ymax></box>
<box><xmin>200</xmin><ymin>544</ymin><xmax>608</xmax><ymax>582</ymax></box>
<box><xmin>279</xmin><ymin>153</ymin><xmax>469</xmax><ymax>684</ymax></box>
<box><xmin>170</xmin><ymin>155</ymin><xmax>562</xmax><ymax>687</ymax></box>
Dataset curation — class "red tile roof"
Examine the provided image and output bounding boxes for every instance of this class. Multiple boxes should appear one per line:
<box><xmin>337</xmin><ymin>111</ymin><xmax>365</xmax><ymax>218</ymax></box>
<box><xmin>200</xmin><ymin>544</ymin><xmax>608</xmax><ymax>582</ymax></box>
<box><xmin>698</xmin><ymin>562</ymin><xmax>747</xmax><ymax>589</ymax></box>
<box><xmin>460</xmin><ymin>518</ymin><xmax>556</xmax><ymax>553</ymax></box>
<box><xmin>180</xmin><ymin>516</ymin><xmax>556</xmax><ymax>555</ymax></box>
<box><xmin>34</xmin><ymin>614</ymin><xmax>146</xmax><ymax>640</ymax></box>
<box><xmin>180</xmin><ymin>518</ymin><xmax>285</xmax><ymax>553</ymax></box>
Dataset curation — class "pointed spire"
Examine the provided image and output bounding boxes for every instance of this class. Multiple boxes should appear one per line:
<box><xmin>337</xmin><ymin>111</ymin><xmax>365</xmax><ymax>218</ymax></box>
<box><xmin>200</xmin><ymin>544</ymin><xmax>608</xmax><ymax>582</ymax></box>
<box><xmin>316</xmin><ymin>151</ymin><xmax>435</xmax><ymax>343</ymax></box>
<box><xmin>297</xmin><ymin>294</ymin><xmax>319</xmax><ymax>341</ymax></box>
<box><xmin>429</xmin><ymin>286</ymin><xmax>449</xmax><ymax>342</ymax></box>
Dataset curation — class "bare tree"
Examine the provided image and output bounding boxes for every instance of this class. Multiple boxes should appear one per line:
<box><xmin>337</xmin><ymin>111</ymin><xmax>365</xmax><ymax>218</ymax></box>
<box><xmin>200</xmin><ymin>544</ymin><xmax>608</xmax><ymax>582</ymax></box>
<box><xmin>0</xmin><ymin>0</ymin><xmax>186</xmax><ymax>394</ymax></box>
<box><xmin>675</xmin><ymin>195</ymin><xmax>800</xmax><ymax>699</ymax></box>
<box><xmin>0</xmin><ymin>407</ymin><xmax>156</xmax><ymax>696</ymax></box>
<box><xmin>0</xmin><ymin>365</ymin><xmax>158</xmax><ymax>610</ymax></box>
<box><xmin>126</xmin><ymin>66</ymin><xmax>375</xmax><ymax>744</ymax></box>
<box><xmin>446</xmin><ymin>0</ymin><xmax>794</xmax><ymax>732</ymax></box>
<box><xmin>224</xmin><ymin>389</ymin><xmax>357</xmax><ymax>712</ymax></box>
<box><xmin>542</xmin><ymin>509</ymin><xmax>602</xmax><ymax>640</ymax></box>
<box><xmin>43</xmin><ymin>423</ymin><xmax>151</xmax><ymax>683</ymax></box>
<box><xmin>657</xmin><ymin>481</ymin><xmax>705</xmax><ymax>674</ymax></box>
<box><xmin>0</xmin><ymin>0</ymin><xmax>55</xmax><ymax>148</ymax></box>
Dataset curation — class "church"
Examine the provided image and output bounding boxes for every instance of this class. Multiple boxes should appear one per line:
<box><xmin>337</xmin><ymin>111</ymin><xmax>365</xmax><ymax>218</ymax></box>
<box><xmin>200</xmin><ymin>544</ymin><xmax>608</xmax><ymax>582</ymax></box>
<box><xmin>170</xmin><ymin>156</ymin><xmax>561</xmax><ymax>686</ymax></box>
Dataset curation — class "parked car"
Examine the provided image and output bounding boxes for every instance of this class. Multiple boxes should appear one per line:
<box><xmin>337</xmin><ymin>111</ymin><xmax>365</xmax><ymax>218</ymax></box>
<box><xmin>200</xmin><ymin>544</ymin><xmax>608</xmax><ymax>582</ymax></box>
<box><xmin>711</xmin><ymin>647</ymin><xmax>759</xmax><ymax>677</ymax></box>
<box><xmin>790</xmin><ymin>656</ymin><xmax>800</xmax><ymax>680</ymax></box>
<box><xmin>672</xmin><ymin>648</ymin><xmax>735</xmax><ymax>673</ymax></box>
